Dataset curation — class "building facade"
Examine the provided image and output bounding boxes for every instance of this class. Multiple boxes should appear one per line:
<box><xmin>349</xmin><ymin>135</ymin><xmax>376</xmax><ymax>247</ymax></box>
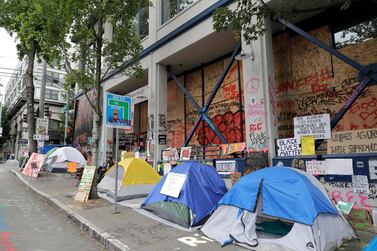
<box><xmin>4</xmin><ymin>58</ymin><xmax>67</xmax><ymax>159</ymax></box>
<box><xmin>71</xmin><ymin>0</ymin><xmax>377</xmax><ymax>232</ymax></box>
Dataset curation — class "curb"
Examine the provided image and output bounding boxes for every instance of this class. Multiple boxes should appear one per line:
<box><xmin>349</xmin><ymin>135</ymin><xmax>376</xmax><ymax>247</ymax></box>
<box><xmin>11</xmin><ymin>169</ymin><xmax>131</xmax><ymax>251</ymax></box>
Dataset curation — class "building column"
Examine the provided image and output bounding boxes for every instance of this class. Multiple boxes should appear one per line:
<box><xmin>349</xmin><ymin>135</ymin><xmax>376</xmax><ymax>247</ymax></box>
<box><xmin>148</xmin><ymin>57</ymin><xmax>168</xmax><ymax>168</ymax></box>
<box><xmin>242</xmin><ymin>17</ymin><xmax>278</xmax><ymax>163</ymax></box>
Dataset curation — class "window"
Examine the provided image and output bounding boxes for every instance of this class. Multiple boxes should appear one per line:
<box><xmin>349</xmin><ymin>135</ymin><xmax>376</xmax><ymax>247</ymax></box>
<box><xmin>46</xmin><ymin>71</ymin><xmax>63</xmax><ymax>88</ymax></box>
<box><xmin>161</xmin><ymin>0</ymin><xmax>198</xmax><ymax>24</ymax></box>
<box><xmin>45</xmin><ymin>89</ymin><xmax>59</xmax><ymax>100</ymax></box>
<box><xmin>334</xmin><ymin>17</ymin><xmax>377</xmax><ymax>49</ymax></box>
<box><xmin>135</xmin><ymin>6</ymin><xmax>149</xmax><ymax>39</ymax></box>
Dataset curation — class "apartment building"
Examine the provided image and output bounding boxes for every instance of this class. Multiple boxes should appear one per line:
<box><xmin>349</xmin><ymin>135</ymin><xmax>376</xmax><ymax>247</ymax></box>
<box><xmin>4</xmin><ymin>58</ymin><xmax>67</xmax><ymax>159</ymax></box>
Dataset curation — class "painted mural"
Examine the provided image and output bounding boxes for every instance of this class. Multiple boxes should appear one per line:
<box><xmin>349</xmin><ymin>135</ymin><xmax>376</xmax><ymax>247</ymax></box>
<box><xmin>167</xmin><ymin>57</ymin><xmax>245</xmax><ymax>148</ymax></box>
<box><xmin>73</xmin><ymin>90</ymin><xmax>95</xmax><ymax>160</ymax></box>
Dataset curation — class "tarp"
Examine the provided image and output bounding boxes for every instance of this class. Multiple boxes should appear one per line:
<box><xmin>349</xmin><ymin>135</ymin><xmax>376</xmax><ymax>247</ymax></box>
<box><xmin>220</xmin><ymin>166</ymin><xmax>338</xmax><ymax>225</ymax></box>
<box><xmin>142</xmin><ymin>161</ymin><xmax>227</xmax><ymax>225</ymax></box>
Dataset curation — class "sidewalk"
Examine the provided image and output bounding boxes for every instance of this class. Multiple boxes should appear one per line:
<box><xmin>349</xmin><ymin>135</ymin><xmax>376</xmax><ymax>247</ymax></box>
<box><xmin>8</xmin><ymin>166</ymin><xmax>374</xmax><ymax>251</ymax></box>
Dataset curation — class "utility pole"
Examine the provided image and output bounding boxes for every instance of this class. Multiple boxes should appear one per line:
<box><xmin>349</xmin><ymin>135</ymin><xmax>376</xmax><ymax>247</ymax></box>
<box><xmin>39</xmin><ymin>60</ymin><xmax>47</xmax><ymax>118</ymax></box>
<box><xmin>64</xmin><ymin>93</ymin><xmax>69</xmax><ymax>145</ymax></box>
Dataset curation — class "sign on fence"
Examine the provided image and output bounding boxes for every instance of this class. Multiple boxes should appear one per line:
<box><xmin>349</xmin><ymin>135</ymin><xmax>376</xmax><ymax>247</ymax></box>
<box><xmin>294</xmin><ymin>114</ymin><xmax>331</xmax><ymax>139</ymax></box>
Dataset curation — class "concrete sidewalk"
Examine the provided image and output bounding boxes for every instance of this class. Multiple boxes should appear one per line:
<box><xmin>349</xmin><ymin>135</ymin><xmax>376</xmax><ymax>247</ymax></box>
<box><xmin>8</xmin><ymin>166</ymin><xmax>374</xmax><ymax>251</ymax></box>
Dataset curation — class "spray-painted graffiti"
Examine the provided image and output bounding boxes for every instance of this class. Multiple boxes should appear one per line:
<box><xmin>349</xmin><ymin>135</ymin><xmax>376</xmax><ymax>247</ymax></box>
<box><xmin>195</xmin><ymin>111</ymin><xmax>244</xmax><ymax>145</ymax></box>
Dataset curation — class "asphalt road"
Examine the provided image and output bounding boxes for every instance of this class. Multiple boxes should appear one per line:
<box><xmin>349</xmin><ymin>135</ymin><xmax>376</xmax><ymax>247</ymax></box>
<box><xmin>0</xmin><ymin>165</ymin><xmax>104</xmax><ymax>251</ymax></box>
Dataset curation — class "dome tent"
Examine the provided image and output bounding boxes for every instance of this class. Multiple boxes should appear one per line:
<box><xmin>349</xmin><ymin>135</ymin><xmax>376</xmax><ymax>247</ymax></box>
<box><xmin>44</xmin><ymin>147</ymin><xmax>86</xmax><ymax>173</ymax></box>
<box><xmin>98</xmin><ymin>158</ymin><xmax>160</xmax><ymax>201</ymax></box>
<box><xmin>201</xmin><ymin>166</ymin><xmax>356</xmax><ymax>251</ymax></box>
<box><xmin>141</xmin><ymin>161</ymin><xmax>228</xmax><ymax>228</ymax></box>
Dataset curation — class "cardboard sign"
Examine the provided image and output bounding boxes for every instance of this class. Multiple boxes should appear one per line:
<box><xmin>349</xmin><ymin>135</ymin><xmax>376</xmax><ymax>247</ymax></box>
<box><xmin>305</xmin><ymin>160</ymin><xmax>326</xmax><ymax>175</ymax></box>
<box><xmin>75</xmin><ymin>166</ymin><xmax>96</xmax><ymax>202</ymax></box>
<box><xmin>294</xmin><ymin>114</ymin><xmax>331</xmax><ymax>139</ymax></box>
<box><xmin>160</xmin><ymin>173</ymin><xmax>187</xmax><ymax>198</ymax></box>
<box><xmin>352</xmin><ymin>175</ymin><xmax>369</xmax><ymax>194</ymax></box>
<box><xmin>277</xmin><ymin>138</ymin><xmax>301</xmax><ymax>156</ymax></box>
<box><xmin>325</xmin><ymin>159</ymin><xmax>353</xmax><ymax>175</ymax></box>
<box><xmin>180</xmin><ymin>147</ymin><xmax>191</xmax><ymax>160</ymax></box>
<box><xmin>327</xmin><ymin>128</ymin><xmax>377</xmax><ymax>154</ymax></box>
<box><xmin>22</xmin><ymin>153</ymin><xmax>45</xmax><ymax>177</ymax></box>
<box><xmin>301</xmin><ymin>136</ymin><xmax>315</xmax><ymax>155</ymax></box>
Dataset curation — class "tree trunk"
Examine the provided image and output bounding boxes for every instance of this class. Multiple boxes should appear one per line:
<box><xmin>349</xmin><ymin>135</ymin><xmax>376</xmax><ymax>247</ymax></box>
<box><xmin>89</xmin><ymin>20</ymin><xmax>103</xmax><ymax>200</ymax></box>
<box><xmin>26</xmin><ymin>41</ymin><xmax>37</xmax><ymax>154</ymax></box>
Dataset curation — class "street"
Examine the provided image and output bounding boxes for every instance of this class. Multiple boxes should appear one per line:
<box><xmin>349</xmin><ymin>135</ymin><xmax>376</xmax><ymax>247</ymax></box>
<box><xmin>0</xmin><ymin>165</ymin><xmax>104</xmax><ymax>251</ymax></box>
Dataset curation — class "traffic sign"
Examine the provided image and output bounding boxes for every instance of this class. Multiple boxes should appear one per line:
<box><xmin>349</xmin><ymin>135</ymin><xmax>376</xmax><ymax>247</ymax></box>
<box><xmin>105</xmin><ymin>93</ymin><xmax>132</xmax><ymax>129</ymax></box>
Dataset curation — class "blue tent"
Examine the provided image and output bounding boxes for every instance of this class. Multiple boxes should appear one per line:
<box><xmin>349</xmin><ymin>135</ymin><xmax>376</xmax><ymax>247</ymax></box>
<box><xmin>220</xmin><ymin>166</ymin><xmax>338</xmax><ymax>225</ymax></box>
<box><xmin>142</xmin><ymin>161</ymin><xmax>227</xmax><ymax>227</ymax></box>
<box><xmin>202</xmin><ymin>167</ymin><xmax>355</xmax><ymax>250</ymax></box>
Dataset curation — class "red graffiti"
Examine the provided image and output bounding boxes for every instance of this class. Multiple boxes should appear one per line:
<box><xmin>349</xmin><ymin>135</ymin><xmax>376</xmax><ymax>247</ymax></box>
<box><xmin>276</xmin><ymin>68</ymin><xmax>332</xmax><ymax>94</ymax></box>
<box><xmin>0</xmin><ymin>232</ymin><xmax>17</xmax><ymax>251</ymax></box>
<box><xmin>196</xmin><ymin>111</ymin><xmax>244</xmax><ymax>145</ymax></box>
<box><xmin>223</xmin><ymin>83</ymin><xmax>239</xmax><ymax>100</ymax></box>
<box><xmin>249</xmin><ymin>123</ymin><xmax>262</xmax><ymax>132</ymax></box>
<box><xmin>330</xmin><ymin>190</ymin><xmax>371</xmax><ymax>210</ymax></box>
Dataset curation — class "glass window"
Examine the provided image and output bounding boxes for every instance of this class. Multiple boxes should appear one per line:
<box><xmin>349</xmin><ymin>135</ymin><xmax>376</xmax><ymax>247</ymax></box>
<box><xmin>334</xmin><ymin>17</ymin><xmax>377</xmax><ymax>49</ymax></box>
<box><xmin>161</xmin><ymin>0</ymin><xmax>198</xmax><ymax>24</ymax></box>
<box><xmin>135</xmin><ymin>6</ymin><xmax>149</xmax><ymax>39</ymax></box>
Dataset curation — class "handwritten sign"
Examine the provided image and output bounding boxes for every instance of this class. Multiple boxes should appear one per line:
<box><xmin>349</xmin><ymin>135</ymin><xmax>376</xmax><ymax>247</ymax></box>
<box><xmin>294</xmin><ymin>114</ymin><xmax>331</xmax><ymax>139</ymax></box>
<box><xmin>277</xmin><ymin>138</ymin><xmax>301</xmax><ymax>156</ymax></box>
<box><xmin>326</xmin><ymin>159</ymin><xmax>353</xmax><ymax>175</ymax></box>
<box><xmin>327</xmin><ymin>128</ymin><xmax>377</xmax><ymax>154</ymax></box>
<box><xmin>352</xmin><ymin>175</ymin><xmax>369</xmax><ymax>194</ymax></box>
<box><xmin>306</xmin><ymin>160</ymin><xmax>326</xmax><ymax>175</ymax></box>
<box><xmin>160</xmin><ymin>172</ymin><xmax>187</xmax><ymax>198</ymax></box>
<box><xmin>75</xmin><ymin>166</ymin><xmax>96</xmax><ymax>202</ymax></box>
<box><xmin>301</xmin><ymin>136</ymin><xmax>315</xmax><ymax>155</ymax></box>
<box><xmin>22</xmin><ymin>153</ymin><xmax>45</xmax><ymax>177</ymax></box>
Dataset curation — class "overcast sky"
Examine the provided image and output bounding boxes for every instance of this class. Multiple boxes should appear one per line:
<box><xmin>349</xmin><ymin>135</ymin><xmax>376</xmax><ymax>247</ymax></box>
<box><xmin>0</xmin><ymin>28</ymin><xmax>19</xmax><ymax>95</ymax></box>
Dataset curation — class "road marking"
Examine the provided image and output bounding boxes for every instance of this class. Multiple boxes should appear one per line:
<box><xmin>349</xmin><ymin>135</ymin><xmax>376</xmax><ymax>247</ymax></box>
<box><xmin>177</xmin><ymin>234</ymin><xmax>214</xmax><ymax>247</ymax></box>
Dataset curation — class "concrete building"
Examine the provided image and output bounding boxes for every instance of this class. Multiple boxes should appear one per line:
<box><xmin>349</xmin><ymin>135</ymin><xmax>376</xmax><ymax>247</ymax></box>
<box><xmin>4</xmin><ymin>58</ymin><xmax>67</xmax><ymax>159</ymax></box>
<box><xmin>72</xmin><ymin>0</ymin><xmax>377</xmax><ymax>233</ymax></box>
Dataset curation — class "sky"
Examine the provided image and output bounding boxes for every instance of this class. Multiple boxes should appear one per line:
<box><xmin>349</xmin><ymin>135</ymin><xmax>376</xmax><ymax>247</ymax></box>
<box><xmin>0</xmin><ymin>27</ymin><xmax>19</xmax><ymax>95</ymax></box>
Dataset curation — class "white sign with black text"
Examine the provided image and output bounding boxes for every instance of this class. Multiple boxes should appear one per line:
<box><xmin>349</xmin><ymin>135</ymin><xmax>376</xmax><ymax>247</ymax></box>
<box><xmin>160</xmin><ymin>172</ymin><xmax>187</xmax><ymax>198</ymax></box>
<box><xmin>294</xmin><ymin>114</ymin><xmax>331</xmax><ymax>139</ymax></box>
<box><xmin>277</xmin><ymin>138</ymin><xmax>301</xmax><ymax>156</ymax></box>
<box><xmin>352</xmin><ymin>175</ymin><xmax>369</xmax><ymax>194</ymax></box>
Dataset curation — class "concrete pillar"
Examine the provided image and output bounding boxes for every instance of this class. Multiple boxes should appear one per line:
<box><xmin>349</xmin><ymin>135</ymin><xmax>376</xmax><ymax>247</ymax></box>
<box><xmin>148</xmin><ymin>57</ymin><xmax>168</xmax><ymax>168</ymax></box>
<box><xmin>242</xmin><ymin>17</ymin><xmax>278</xmax><ymax>163</ymax></box>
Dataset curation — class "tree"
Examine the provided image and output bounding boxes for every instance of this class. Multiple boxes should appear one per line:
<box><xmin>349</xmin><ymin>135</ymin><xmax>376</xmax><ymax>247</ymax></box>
<box><xmin>63</xmin><ymin>0</ymin><xmax>150</xmax><ymax>199</ymax></box>
<box><xmin>212</xmin><ymin>0</ymin><xmax>354</xmax><ymax>45</ymax></box>
<box><xmin>0</xmin><ymin>106</ymin><xmax>10</xmax><ymax>146</ymax></box>
<box><xmin>0</xmin><ymin>0</ymin><xmax>74</xmax><ymax>154</ymax></box>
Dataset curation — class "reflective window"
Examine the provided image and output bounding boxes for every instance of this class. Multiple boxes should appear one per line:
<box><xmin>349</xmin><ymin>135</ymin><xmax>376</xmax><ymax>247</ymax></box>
<box><xmin>334</xmin><ymin>17</ymin><xmax>377</xmax><ymax>49</ymax></box>
<box><xmin>135</xmin><ymin>6</ymin><xmax>149</xmax><ymax>39</ymax></box>
<box><xmin>161</xmin><ymin>0</ymin><xmax>198</xmax><ymax>24</ymax></box>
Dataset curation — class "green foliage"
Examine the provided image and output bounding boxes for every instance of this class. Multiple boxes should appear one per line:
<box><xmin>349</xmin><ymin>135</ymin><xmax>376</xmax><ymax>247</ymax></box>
<box><xmin>0</xmin><ymin>106</ymin><xmax>10</xmax><ymax>145</ymax></box>
<box><xmin>213</xmin><ymin>0</ymin><xmax>356</xmax><ymax>45</ymax></box>
<box><xmin>0</xmin><ymin>0</ymin><xmax>74</xmax><ymax>63</ymax></box>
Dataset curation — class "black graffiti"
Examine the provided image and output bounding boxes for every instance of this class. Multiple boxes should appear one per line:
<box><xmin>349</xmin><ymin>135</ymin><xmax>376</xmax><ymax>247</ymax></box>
<box><xmin>249</xmin><ymin>131</ymin><xmax>267</xmax><ymax>145</ymax></box>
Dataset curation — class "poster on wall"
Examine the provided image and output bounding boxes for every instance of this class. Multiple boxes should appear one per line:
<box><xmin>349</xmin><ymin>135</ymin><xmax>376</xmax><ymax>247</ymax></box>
<box><xmin>305</xmin><ymin>160</ymin><xmax>326</xmax><ymax>175</ymax></box>
<box><xmin>352</xmin><ymin>175</ymin><xmax>369</xmax><ymax>194</ymax></box>
<box><xmin>180</xmin><ymin>147</ymin><xmax>192</xmax><ymax>160</ymax></box>
<box><xmin>277</xmin><ymin>138</ymin><xmax>301</xmax><ymax>156</ymax></box>
<box><xmin>325</xmin><ymin>159</ymin><xmax>353</xmax><ymax>175</ymax></box>
<box><xmin>294</xmin><ymin>114</ymin><xmax>331</xmax><ymax>139</ymax></box>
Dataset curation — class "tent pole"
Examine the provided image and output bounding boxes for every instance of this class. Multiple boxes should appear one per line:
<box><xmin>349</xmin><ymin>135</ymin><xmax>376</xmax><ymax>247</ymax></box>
<box><xmin>113</xmin><ymin>128</ymin><xmax>119</xmax><ymax>214</ymax></box>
